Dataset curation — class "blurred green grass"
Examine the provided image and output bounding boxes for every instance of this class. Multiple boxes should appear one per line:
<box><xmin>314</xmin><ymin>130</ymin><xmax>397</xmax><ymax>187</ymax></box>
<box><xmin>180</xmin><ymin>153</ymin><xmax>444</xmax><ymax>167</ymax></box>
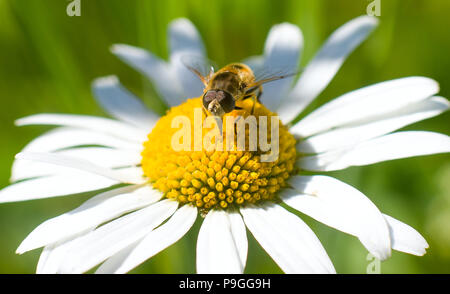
<box><xmin>0</xmin><ymin>0</ymin><xmax>449</xmax><ymax>273</ymax></box>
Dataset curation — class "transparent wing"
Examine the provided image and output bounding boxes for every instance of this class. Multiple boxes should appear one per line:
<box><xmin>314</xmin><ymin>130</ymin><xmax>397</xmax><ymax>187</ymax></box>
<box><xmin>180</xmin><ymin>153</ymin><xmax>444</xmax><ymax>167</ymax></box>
<box><xmin>246</xmin><ymin>65</ymin><xmax>301</xmax><ymax>91</ymax></box>
<box><xmin>253</xmin><ymin>66</ymin><xmax>300</xmax><ymax>84</ymax></box>
<box><xmin>181</xmin><ymin>55</ymin><xmax>217</xmax><ymax>86</ymax></box>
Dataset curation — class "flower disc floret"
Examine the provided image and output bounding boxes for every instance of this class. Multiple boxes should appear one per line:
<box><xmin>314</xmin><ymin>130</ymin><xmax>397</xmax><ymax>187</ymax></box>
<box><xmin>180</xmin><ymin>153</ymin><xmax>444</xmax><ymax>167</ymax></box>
<box><xmin>142</xmin><ymin>98</ymin><xmax>297</xmax><ymax>213</ymax></box>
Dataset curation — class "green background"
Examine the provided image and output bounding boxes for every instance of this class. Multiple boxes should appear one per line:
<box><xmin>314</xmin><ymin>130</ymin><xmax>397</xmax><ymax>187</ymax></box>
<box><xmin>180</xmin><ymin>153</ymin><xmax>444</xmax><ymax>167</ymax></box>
<box><xmin>0</xmin><ymin>0</ymin><xmax>449</xmax><ymax>274</ymax></box>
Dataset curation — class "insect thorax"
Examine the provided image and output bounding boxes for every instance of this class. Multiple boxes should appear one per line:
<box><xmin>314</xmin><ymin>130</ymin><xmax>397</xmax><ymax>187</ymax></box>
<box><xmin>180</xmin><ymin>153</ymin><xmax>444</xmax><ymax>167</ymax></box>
<box><xmin>209</xmin><ymin>71</ymin><xmax>242</xmax><ymax>97</ymax></box>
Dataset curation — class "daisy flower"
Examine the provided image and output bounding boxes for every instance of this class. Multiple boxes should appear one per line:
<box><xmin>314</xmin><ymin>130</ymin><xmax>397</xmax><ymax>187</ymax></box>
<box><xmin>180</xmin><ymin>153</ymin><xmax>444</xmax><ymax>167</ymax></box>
<box><xmin>1</xmin><ymin>16</ymin><xmax>449</xmax><ymax>274</ymax></box>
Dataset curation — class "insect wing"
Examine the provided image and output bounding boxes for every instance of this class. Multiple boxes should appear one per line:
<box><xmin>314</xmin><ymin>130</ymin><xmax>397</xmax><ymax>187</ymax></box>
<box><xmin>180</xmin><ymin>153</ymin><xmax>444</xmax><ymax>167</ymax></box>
<box><xmin>181</xmin><ymin>55</ymin><xmax>217</xmax><ymax>86</ymax></box>
<box><xmin>251</xmin><ymin>66</ymin><xmax>300</xmax><ymax>87</ymax></box>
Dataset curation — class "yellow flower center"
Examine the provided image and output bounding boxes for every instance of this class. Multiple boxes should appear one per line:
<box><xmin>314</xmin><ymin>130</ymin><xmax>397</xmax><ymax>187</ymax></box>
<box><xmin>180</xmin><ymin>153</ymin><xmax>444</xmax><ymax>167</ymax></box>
<box><xmin>141</xmin><ymin>97</ymin><xmax>297</xmax><ymax>214</ymax></box>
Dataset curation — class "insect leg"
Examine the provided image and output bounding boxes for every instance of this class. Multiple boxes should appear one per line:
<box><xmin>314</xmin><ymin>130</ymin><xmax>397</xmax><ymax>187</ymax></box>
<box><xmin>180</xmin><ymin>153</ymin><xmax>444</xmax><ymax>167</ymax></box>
<box><xmin>238</xmin><ymin>95</ymin><xmax>256</xmax><ymax>114</ymax></box>
<box><xmin>242</xmin><ymin>85</ymin><xmax>263</xmax><ymax>113</ymax></box>
<box><xmin>202</xmin><ymin>107</ymin><xmax>209</xmax><ymax>118</ymax></box>
<box><xmin>233</xmin><ymin>115</ymin><xmax>242</xmax><ymax>138</ymax></box>
<box><xmin>256</xmin><ymin>86</ymin><xmax>263</xmax><ymax>102</ymax></box>
<box><xmin>250</xmin><ymin>94</ymin><xmax>257</xmax><ymax>115</ymax></box>
<box><xmin>244</xmin><ymin>85</ymin><xmax>259</xmax><ymax>98</ymax></box>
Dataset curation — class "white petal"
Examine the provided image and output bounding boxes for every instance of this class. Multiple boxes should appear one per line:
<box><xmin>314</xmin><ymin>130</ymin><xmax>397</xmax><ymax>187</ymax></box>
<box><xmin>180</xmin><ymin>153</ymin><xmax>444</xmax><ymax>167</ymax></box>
<box><xmin>94</xmin><ymin>243</ymin><xmax>136</xmax><ymax>275</ymax></box>
<box><xmin>297</xmin><ymin>96</ymin><xmax>449</xmax><ymax>153</ymax></box>
<box><xmin>111</xmin><ymin>44</ymin><xmax>184</xmax><ymax>107</ymax></box>
<box><xmin>92</xmin><ymin>76</ymin><xmax>159</xmax><ymax>129</ymax></box>
<box><xmin>17</xmin><ymin>185</ymin><xmax>161</xmax><ymax>254</ymax></box>
<box><xmin>282</xmin><ymin>175</ymin><xmax>391</xmax><ymax>260</ymax></box>
<box><xmin>12</xmin><ymin>147</ymin><xmax>141</xmax><ymax>182</ymax></box>
<box><xmin>50</xmin><ymin>147</ymin><xmax>141</xmax><ymax>168</ymax></box>
<box><xmin>15</xmin><ymin>152</ymin><xmax>145</xmax><ymax>184</ymax></box>
<box><xmin>196</xmin><ymin>210</ymin><xmax>248</xmax><ymax>274</ymax></box>
<box><xmin>383</xmin><ymin>214</ymin><xmax>429</xmax><ymax>256</ymax></box>
<box><xmin>240</xmin><ymin>204</ymin><xmax>335</xmax><ymax>274</ymax></box>
<box><xmin>96</xmin><ymin>204</ymin><xmax>197</xmax><ymax>274</ymax></box>
<box><xmin>291</xmin><ymin>77</ymin><xmax>440</xmax><ymax>138</ymax></box>
<box><xmin>278</xmin><ymin>16</ymin><xmax>379</xmax><ymax>123</ymax></box>
<box><xmin>37</xmin><ymin>243</ymin><xmax>62</xmax><ymax>274</ymax></box>
<box><xmin>169</xmin><ymin>18</ymin><xmax>205</xmax><ymax>58</ymax></box>
<box><xmin>260</xmin><ymin>23</ymin><xmax>303</xmax><ymax>110</ymax></box>
<box><xmin>16</xmin><ymin>113</ymin><xmax>147</xmax><ymax>142</ymax></box>
<box><xmin>171</xmin><ymin>54</ymin><xmax>205</xmax><ymax>100</ymax></box>
<box><xmin>58</xmin><ymin>199</ymin><xmax>178</xmax><ymax>274</ymax></box>
<box><xmin>169</xmin><ymin>18</ymin><xmax>206</xmax><ymax>98</ymax></box>
<box><xmin>227</xmin><ymin>211</ymin><xmax>248</xmax><ymax>269</ymax></box>
<box><xmin>0</xmin><ymin>172</ymin><xmax>118</xmax><ymax>203</ymax></box>
<box><xmin>37</xmin><ymin>230</ymin><xmax>92</xmax><ymax>274</ymax></box>
<box><xmin>242</xmin><ymin>55</ymin><xmax>265</xmax><ymax>74</ymax></box>
<box><xmin>16</xmin><ymin>127</ymin><xmax>142</xmax><ymax>154</ymax></box>
<box><xmin>299</xmin><ymin>131</ymin><xmax>450</xmax><ymax>171</ymax></box>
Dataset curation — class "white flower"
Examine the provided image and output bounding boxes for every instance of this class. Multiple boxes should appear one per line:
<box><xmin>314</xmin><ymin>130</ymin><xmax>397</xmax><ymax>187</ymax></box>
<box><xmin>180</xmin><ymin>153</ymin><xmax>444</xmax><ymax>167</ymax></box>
<box><xmin>1</xmin><ymin>16</ymin><xmax>449</xmax><ymax>274</ymax></box>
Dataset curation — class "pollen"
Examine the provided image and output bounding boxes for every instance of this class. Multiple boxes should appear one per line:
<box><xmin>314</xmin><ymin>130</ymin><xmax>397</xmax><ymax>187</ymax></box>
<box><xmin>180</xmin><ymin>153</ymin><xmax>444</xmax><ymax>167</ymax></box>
<box><xmin>141</xmin><ymin>97</ymin><xmax>297</xmax><ymax>214</ymax></box>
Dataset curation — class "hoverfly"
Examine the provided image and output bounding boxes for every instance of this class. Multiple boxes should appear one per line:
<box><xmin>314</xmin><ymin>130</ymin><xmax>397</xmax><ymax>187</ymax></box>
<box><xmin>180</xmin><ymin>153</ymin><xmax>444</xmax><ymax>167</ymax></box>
<box><xmin>183</xmin><ymin>56</ymin><xmax>297</xmax><ymax>118</ymax></box>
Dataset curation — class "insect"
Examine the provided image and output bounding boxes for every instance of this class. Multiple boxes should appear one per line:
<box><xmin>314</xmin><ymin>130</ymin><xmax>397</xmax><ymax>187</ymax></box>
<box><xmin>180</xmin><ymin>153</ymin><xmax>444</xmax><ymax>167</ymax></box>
<box><xmin>184</xmin><ymin>58</ymin><xmax>296</xmax><ymax>118</ymax></box>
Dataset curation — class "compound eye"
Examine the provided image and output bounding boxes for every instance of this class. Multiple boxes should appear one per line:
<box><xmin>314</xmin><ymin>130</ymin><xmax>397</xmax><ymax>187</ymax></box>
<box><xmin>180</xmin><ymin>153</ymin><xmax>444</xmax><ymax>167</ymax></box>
<box><xmin>203</xmin><ymin>90</ymin><xmax>235</xmax><ymax>114</ymax></box>
<box><xmin>203</xmin><ymin>90</ymin><xmax>216</xmax><ymax>109</ymax></box>
<box><xmin>217</xmin><ymin>91</ymin><xmax>235</xmax><ymax>113</ymax></box>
